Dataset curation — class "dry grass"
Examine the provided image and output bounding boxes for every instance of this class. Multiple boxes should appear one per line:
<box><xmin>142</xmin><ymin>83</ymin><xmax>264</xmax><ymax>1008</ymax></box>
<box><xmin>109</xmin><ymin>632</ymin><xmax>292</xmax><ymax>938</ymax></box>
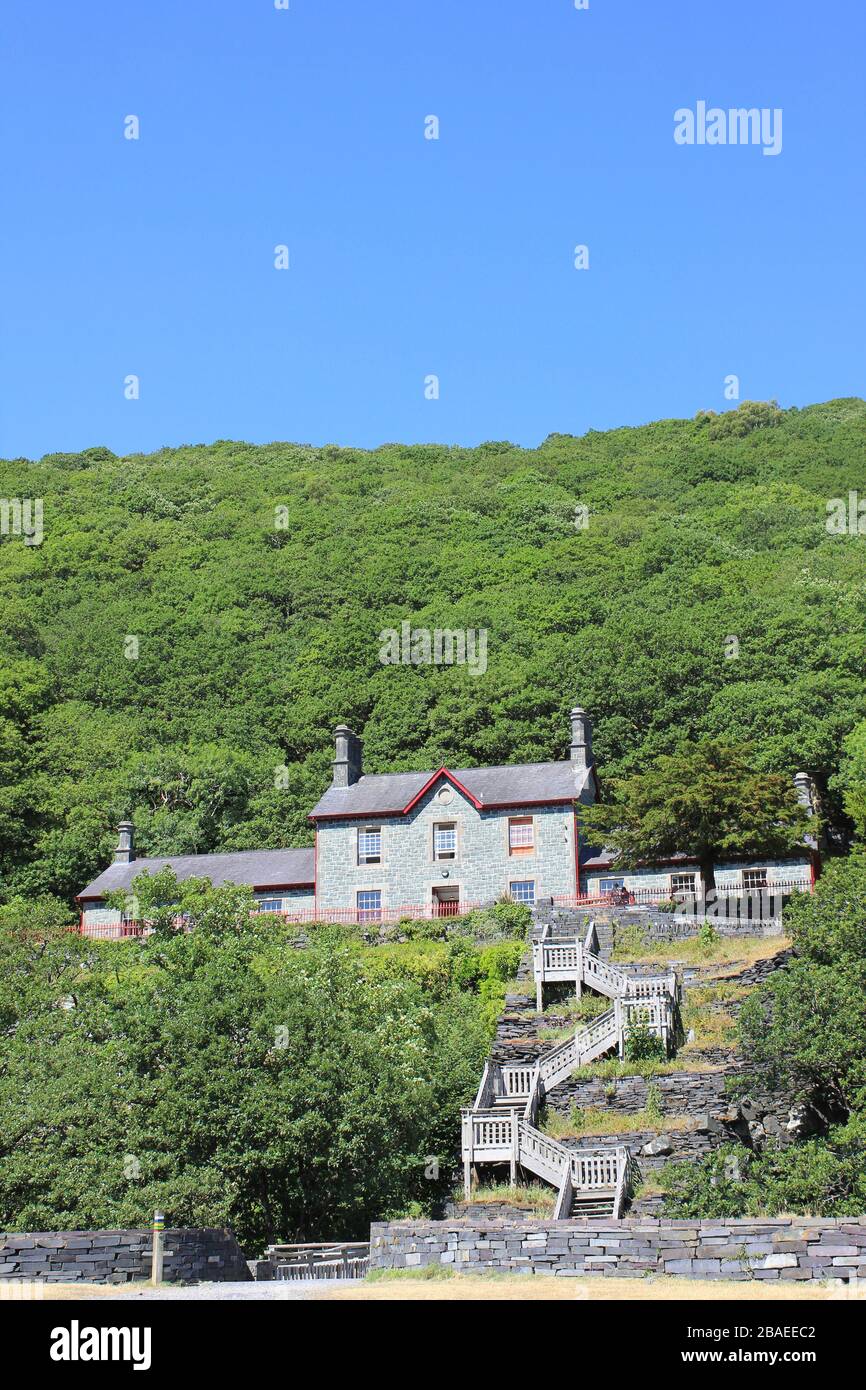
<box><xmin>29</xmin><ymin>1273</ymin><xmax>851</xmax><ymax>1302</ymax></box>
<box><xmin>330</xmin><ymin>1273</ymin><xmax>846</xmax><ymax>1301</ymax></box>
<box><xmin>538</xmin><ymin>994</ymin><xmax>609</xmax><ymax>1040</ymax></box>
<box><xmin>700</xmin><ymin>940</ymin><xmax>790</xmax><ymax>977</ymax></box>
<box><xmin>614</xmin><ymin>931</ymin><xmax>790</xmax><ymax>969</ymax></box>
<box><xmin>681</xmin><ymin>1007</ymin><xmax>737</xmax><ymax>1050</ymax></box>
<box><xmin>543</xmin><ymin>1106</ymin><xmax>695</xmax><ymax>1139</ymax></box>
<box><xmin>502</xmin><ymin>978</ymin><xmax>533</xmax><ymax>999</ymax></box>
<box><xmin>457</xmin><ymin>1183</ymin><xmax>556</xmax><ymax>1215</ymax></box>
<box><xmin>680</xmin><ymin>981</ymin><xmax>751</xmax><ymax>1050</ymax></box>
<box><xmin>569</xmin><ymin>1057</ymin><xmax>721</xmax><ymax>1081</ymax></box>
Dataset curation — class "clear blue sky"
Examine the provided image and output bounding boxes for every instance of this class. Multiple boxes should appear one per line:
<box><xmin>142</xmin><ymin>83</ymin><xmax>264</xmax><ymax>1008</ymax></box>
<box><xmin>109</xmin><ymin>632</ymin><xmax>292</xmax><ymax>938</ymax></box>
<box><xmin>2</xmin><ymin>0</ymin><xmax>864</xmax><ymax>459</ymax></box>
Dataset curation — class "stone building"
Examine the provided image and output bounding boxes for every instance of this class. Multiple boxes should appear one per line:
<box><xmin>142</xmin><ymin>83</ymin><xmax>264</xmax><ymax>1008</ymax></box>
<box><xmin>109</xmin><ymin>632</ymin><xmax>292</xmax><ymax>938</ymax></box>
<box><xmin>76</xmin><ymin>706</ymin><xmax>817</xmax><ymax>932</ymax></box>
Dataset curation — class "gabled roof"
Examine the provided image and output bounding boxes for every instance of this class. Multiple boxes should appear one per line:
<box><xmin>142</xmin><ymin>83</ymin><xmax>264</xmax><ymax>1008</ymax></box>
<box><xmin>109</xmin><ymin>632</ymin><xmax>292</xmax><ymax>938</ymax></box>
<box><xmin>309</xmin><ymin>761</ymin><xmax>594</xmax><ymax>820</ymax></box>
<box><xmin>77</xmin><ymin>847</ymin><xmax>315</xmax><ymax>900</ymax></box>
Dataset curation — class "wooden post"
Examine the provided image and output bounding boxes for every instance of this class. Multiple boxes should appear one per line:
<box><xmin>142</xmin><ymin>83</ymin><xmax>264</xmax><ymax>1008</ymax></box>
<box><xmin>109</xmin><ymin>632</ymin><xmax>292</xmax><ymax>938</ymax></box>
<box><xmin>510</xmin><ymin>1111</ymin><xmax>518</xmax><ymax>1188</ymax></box>
<box><xmin>150</xmin><ymin>1209</ymin><xmax>165</xmax><ymax>1286</ymax></box>
<box><xmin>575</xmin><ymin>942</ymin><xmax>582</xmax><ymax>999</ymax></box>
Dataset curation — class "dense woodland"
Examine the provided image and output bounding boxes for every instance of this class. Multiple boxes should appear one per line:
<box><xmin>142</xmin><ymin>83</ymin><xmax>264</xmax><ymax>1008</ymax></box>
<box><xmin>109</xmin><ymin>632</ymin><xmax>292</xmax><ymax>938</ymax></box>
<box><xmin>3</xmin><ymin>399</ymin><xmax>866</xmax><ymax>1241</ymax></box>
<box><xmin>1</xmin><ymin>396</ymin><xmax>866</xmax><ymax>913</ymax></box>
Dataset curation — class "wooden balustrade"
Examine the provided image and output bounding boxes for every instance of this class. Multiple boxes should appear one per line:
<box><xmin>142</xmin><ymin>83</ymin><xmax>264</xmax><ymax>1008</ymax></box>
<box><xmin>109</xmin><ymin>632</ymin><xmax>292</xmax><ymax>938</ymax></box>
<box><xmin>570</xmin><ymin>1149</ymin><xmax>620</xmax><ymax>1190</ymax></box>
<box><xmin>472</xmin><ymin>1061</ymin><xmax>494</xmax><ymax>1111</ymax></box>
<box><xmin>500</xmin><ymin>1065</ymin><xmax>535</xmax><ymax>1097</ymax></box>
<box><xmin>553</xmin><ymin>1163</ymin><xmax>573</xmax><ymax>1219</ymax></box>
<box><xmin>268</xmin><ymin>1241</ymin><xmax>370</xmax><ymax>1281</ymax></box>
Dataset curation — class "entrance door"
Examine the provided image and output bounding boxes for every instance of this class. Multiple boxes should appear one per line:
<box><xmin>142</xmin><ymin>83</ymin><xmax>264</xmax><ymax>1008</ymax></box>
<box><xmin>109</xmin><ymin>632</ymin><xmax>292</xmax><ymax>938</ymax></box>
<box><xmin>432</xmin><ymin>886</ymin><xmax>460</xmax><ymax>917</ymax></box>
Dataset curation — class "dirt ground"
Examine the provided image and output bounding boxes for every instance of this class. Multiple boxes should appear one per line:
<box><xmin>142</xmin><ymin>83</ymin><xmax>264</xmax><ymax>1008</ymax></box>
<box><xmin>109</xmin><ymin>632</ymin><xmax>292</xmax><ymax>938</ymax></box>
<box><xmin>23</xmin><ymin>1275</ymin><xmax>855</xmax><ymax>1302</ymax></box>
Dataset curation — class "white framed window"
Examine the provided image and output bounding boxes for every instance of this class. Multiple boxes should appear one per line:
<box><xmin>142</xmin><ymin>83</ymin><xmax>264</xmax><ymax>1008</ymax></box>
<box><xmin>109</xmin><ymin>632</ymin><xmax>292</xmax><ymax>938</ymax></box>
<box><xmin>670</xmin><ymin>873</ymin><xmax>696</xmax><ymax>895</ymax></box>
<box><xmin>357</xmin><ymin>827</ymin><xmax>381</xmax><ymax>864</ymax></box>
<box><xmin>255</xmin><ymin>897</ymin><xmax>283</xmax><ymax>914</ymax></box>
<box><xmin>508</xmin><ymin>816</ymin><xmax>534</xmax><ymax>855</ymax></box>
<box><xmin>433</xmin><ymin>822</ymin><xmax>457</xmax><ymax>860</ymax></box>
<box><xmin>357</xmin><ymin>889</ymin><xmax>382</xmax><ymax>922</ymax></box>
<box><xmin>742</xmin><ymin>868</ymin><xmax>768</xmax><ymax>890</ymax></box>
<box><xmin>599</xmin><ymin>877</ymin><xmax>625</xmax><ymax>894</ymax></box>
<box><xmin>509</xmin><ymin>880</ymin><xmax>536</xmax><ymax>905</ymax></box>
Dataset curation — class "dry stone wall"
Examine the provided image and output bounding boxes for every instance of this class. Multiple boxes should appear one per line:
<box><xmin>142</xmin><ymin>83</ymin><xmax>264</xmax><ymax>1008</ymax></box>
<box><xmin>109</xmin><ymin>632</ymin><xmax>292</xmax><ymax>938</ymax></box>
<box><xmin>546</xmin><ymin>1069</ymin><xmax>727</xmax><ymax>1116</ymax></box>
<box><xmin>0</xmin><ymin>1228</ymin><xmax>250</xmax><ymax>1283</ymax></box>
<box><xmin>370</xmin><ymin>1216</ymin><xmax>866</xmax><ymax>1281</ymax></box>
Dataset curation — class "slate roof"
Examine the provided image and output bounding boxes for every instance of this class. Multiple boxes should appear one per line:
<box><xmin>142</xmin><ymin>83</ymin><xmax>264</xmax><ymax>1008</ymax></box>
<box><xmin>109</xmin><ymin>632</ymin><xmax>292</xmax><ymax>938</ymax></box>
<box><xmin>309</xmin><ymin>761</ymin><xmax>593</xmax><ymax>819</ymax></box>
<box><xmin>78</xmin><ymin>847</ymin><xmax>315</xmax><ymax>900</ymax></box>
<box><xmin>578</xmin><ymin>844</ymin><xmax>700</xmax><ymax>869</ymax></box>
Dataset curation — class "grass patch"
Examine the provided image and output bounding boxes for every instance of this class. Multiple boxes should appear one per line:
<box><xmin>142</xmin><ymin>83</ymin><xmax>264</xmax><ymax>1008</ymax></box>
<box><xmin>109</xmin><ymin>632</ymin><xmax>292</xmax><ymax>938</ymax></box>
<box><xmin>681</xmin><ymin>1002</ymin><xmax>738</xmax><ymax>1050</ymax></box>
<box><xmin>537</xmin><ymin>1024</ymin><xmax>574</xmax><ymax>1042</ymax></box>
<box><xmin>458</xmin><ymin>1182</ymin><xmax>556</xmax><ymax>1215</ymax></box>
<box><xmin>542</xmin><ymin>1105</ymin><xmax>695</xmax><ymax>1139</ymax></box>
<box><xmin>502</xmin><ymin>977</ymin><xmax>533</xmax><ymax>999</ymax></box>
<box><xmin>546</xmin><ymin>993</ymin><xmax>610</xmax><ymax>1022</ymax></box>
<box><xmin>681</xmin><ymin>982</ymin><xmax>749</xmax><ymax>1049</ymax></box>
<box><xmin>613</xmin><ymin>927</ymin><xmax>790</xmax><ymax>969</ymax></box>
<box><xmin>684</xmin><ymin>982</ymin><xmax>750</xmax><ymax>1008</ymax></box>
<box><xmin>631</xmin><ymin>1177</ymin><xmax>666</xmax><ymax>1199</ymax></box>
<box><xmin>569</xmin><ymin>1057</ymin><xmax>720</xmax><ymax>1081</ymax></box>
<box><xmin>538</xmin><ymin>992</ymin><xmax>610</xmax><ymax>1040</ymax></box>
<box><xmin>367</xmin><ymin>1265</ymin><xmax>457</xmax><ymax>1282</ymax></box>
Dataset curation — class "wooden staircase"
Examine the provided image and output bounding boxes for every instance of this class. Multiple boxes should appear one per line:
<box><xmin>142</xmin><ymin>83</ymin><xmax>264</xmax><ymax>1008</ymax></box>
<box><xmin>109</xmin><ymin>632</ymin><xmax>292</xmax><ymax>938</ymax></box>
<box><xmin>532</xmin><ymin>918</ymin><xmax>678</xmax><ymax>1012</ymax></box>
<box><xmin>462</xmin><ymin>930</ymin><xmax>677</xmax><ymax>1218</ymax></box>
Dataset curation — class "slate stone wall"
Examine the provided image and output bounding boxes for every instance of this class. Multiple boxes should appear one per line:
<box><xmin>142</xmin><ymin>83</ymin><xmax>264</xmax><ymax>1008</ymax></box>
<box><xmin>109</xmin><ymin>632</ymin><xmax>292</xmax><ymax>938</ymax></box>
<box><xmin>0</xmin><ymin>1228</ymin><xmax>250</xmax><ymax>1284</ymax></box>
<box><xmin>370</xmin><ymin>1217</ymin><xmax>866</xmax><ymax>1281</ymax></box>
<box><xmin>564</xmin><ymin>1128</ymin><xmax>715</xmax><ymax>1170</ymax></box>
<box><xmin>546</xmin><ymin>1069</ymin><xmax>727</xmax><ymax>1117</ymax></box>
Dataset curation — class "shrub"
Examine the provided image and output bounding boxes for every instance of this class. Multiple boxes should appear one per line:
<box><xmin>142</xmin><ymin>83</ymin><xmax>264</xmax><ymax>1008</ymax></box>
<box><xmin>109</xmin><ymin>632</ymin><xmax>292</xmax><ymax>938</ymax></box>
<box><xmin>612</xmin><ymin>922</ymin><xmax>648</xmax><ymax>960</ymax></box>
<box><xmin>661</xmin><ymin>1125</ymin><xmax>866</xmax><ymax>1219</ymax></box>
<box><xmin>624</xmin><ymin>1022</ymin><xmax>666</xmax><ymax>1063</ymax></box>
<box><xmin>644</xmin><ymin>1082</ymin><xmax>663</xmax><ymax>1122</ymax></box>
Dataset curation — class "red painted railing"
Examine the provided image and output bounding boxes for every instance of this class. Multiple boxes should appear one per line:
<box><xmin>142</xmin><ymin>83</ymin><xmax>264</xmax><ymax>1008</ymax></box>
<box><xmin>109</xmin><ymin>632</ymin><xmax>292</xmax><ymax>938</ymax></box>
<box><xmin>253</xmin><ymin>901</ymin><xmax>483</xmax><ymax>926</ymax></box>
<box><xmin>80</xmin><ymin>921</ymin><xmax>150</xmax><ymax>939</ymax></box>
<box><xmin>554</xmin><ymin>879</ymin><xmax>813</xmax><ymax>909</ymax></box>
<box><xmin>79</xmin><ymin>902</ymin><xmax>484</xmax><ymax>938</ymax></box>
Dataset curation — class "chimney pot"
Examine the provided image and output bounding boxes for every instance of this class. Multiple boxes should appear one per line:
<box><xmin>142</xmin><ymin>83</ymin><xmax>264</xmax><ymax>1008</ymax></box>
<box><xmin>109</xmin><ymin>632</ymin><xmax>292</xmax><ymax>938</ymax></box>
<box><xmin>570</xmin><ymin>705</ymin><xmax>593</xmax><ymax>770</ymax></box>
<box><xmin>114</xmin><ymin>820</ymin><xmax>135</xmax><ymax>864</ymax></box>
<box><xmin>332</xmin><ymin>725</ymin><xmax>363</xmax><ymax>788</ymax></box>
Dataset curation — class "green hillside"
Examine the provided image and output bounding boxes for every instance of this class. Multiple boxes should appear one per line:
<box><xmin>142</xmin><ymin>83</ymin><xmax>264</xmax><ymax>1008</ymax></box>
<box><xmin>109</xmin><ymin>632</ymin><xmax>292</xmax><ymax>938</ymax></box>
<box><xmin>2</xmin><ymin>397</ymin><xmax>865</xmax><ymax>906</ymax></box>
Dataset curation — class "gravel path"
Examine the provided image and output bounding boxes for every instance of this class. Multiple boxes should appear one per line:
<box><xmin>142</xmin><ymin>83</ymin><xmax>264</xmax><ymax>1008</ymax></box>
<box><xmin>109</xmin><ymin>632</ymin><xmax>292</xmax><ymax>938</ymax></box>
<box><xmin>74</xmin><ymin>1280</ymin><xmax>346</xmax><ymax>1301</ymax></box>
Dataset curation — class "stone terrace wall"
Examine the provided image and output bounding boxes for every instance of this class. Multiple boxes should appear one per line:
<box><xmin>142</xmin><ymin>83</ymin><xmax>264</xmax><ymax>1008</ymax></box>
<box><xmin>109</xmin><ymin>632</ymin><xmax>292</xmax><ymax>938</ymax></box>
<box><xmin>547</xmin><ymin>1069</ymin><xmax>727</xmax><ymax>1117</ymax></box>
<box><xmin>370</xmin><ymin>1217</ymin><xmax>866</xmax><ymax>1282</ymax></box>
<box><xmin>0</xmin><ymin>1228</ymin><xmax>250</xmax><ymax>1284</ymax></box>
<box><xmin>566</xmin><ymin>1128</ymin><xmax>715</xmax><ymax>1170</ymax></box>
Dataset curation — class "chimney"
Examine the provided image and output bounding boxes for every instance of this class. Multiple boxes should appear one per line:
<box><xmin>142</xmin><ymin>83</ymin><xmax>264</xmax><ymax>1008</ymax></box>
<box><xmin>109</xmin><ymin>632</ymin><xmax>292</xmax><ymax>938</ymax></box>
<box><xmin>793</xmin><ymin>770</ymin><xmax>819</xmax><ymax>851</ymax></box>
<box><xmin>569</xmin><ymin>706</ymin><xmax>593</xmax><ymax>771</ymax></box>
<box><xmin>793</xmin><ymin>771</ymin><xmax>813</xmax><ymax>815</ymax></box>
<box><xmin>113</xmin><ymin>820</ymin><xmax>135</xmax><ymax>864</ymax></box>
<box><xmin>332</xmin><ymin>725</ymin><xmax>363</xmax><ymax>788</ymax></box>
